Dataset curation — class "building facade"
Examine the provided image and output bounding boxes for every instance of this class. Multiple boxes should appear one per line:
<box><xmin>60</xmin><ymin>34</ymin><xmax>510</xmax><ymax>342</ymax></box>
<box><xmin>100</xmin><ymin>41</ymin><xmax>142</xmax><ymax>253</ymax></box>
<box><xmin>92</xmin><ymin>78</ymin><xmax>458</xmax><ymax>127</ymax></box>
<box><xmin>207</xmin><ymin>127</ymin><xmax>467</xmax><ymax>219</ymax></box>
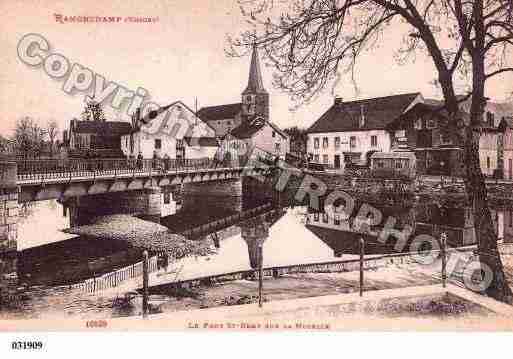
<box><xmin>220</xmin><ymin>118</ymin><xmax>289</xmax><ymax>164</ymax></box>
<box><xmin>121</xmin><ymin>101</ymin><xmax>218</xmax><ymax>160</ymax></box>
<box><xmin>67</xmin><ymin>119</ymin><xmax>132</xmax><ymax>157</ymax></box>
<box><xmin>306</xmin><ymin>93</ymin><xmax>422</xmax><ymax>169</ymax></box>
<box><xmin>387</xmin><ymin>100</ymin><xmax>512</xmax><ymax>178</ymax></box>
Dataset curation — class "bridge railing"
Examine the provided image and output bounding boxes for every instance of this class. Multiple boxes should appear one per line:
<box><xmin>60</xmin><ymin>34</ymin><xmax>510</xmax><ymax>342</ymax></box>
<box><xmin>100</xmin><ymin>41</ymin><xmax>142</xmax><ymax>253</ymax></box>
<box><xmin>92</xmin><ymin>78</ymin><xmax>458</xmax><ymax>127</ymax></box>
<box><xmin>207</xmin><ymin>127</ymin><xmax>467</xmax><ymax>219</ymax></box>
<box><xmin>15</xmin><ymin>157</ymin><xmax>253</xmax><ymax>181</ymax></box>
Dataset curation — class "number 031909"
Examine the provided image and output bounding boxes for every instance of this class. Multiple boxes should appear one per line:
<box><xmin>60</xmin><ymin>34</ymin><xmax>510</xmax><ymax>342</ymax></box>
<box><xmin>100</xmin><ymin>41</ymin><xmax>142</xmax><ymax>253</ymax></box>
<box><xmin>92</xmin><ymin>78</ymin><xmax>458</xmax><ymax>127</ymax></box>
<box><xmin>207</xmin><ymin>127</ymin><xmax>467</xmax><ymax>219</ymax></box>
<box><xmin>11</xmin><ymin>341</ymin><xmax>44</xmax><ymax>350</ymax></box>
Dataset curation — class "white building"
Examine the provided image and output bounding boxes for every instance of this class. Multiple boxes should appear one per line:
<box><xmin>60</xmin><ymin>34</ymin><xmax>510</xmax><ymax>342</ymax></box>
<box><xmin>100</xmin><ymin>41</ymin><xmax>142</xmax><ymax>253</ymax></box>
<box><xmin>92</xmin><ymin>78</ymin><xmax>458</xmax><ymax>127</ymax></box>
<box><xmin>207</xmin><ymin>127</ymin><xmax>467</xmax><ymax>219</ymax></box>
<box><xmin>220</xmin><ymin>118</ymin><xmax>290</xmax><ymax>163</ymax></box>
<box><xmin>198</xmin><ymin>45</ymin><xmax>289</xmax><ymax>162</ymax></box>
<box><xmin>121</xmin><ymin>101</ymin><xmax>218</xmax><ymax>160</ymax></box>
<box><xmin>306</xmin><ymin>93</ymin><xmax>423</xmax><ymax>169</ymax></box>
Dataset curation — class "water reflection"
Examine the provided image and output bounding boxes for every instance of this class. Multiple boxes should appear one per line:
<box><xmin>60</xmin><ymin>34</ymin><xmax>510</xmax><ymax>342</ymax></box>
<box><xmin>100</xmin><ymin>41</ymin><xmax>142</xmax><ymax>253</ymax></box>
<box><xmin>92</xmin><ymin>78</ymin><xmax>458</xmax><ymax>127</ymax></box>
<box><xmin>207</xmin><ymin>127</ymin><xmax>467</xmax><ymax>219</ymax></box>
<box><xmin>17</xmin><ymin>200</ymin><xmax>77</xmax><ymax>250</ymax></box>
<box><xmin>9</xmin><ymin>194</ymin><xmax>513</xmax><ymax>289</ymax></box>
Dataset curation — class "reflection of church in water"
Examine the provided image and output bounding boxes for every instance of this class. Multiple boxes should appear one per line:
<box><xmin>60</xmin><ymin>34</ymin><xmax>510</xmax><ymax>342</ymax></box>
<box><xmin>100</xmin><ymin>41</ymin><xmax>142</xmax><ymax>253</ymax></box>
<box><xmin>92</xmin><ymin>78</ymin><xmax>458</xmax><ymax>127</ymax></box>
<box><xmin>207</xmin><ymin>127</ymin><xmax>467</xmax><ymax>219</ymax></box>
<box><xmin>240</xmin><ymin>209</ymin><xmax>286</xmax><ymax>270</ymax></box>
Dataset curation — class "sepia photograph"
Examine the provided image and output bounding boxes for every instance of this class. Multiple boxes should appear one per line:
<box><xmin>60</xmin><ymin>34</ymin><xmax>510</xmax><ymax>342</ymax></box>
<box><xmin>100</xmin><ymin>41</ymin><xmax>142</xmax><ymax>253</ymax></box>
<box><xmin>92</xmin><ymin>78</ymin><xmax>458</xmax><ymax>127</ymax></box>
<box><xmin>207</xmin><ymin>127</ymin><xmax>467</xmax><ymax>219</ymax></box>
<box><xmin>1</xmin><ymin>0</ymin><xmax>513</xmax><ymax>350</ymax></box>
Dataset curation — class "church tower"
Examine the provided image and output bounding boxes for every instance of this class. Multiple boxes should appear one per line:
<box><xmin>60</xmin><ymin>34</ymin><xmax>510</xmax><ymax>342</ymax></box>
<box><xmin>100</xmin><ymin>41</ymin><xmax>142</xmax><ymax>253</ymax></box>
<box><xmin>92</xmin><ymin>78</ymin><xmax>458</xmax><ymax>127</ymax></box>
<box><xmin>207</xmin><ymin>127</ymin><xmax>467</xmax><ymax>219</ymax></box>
<box><xmin>241</xmin><ymin>45</ymin><xmax>269</xmax><ymax>122</ymax></box>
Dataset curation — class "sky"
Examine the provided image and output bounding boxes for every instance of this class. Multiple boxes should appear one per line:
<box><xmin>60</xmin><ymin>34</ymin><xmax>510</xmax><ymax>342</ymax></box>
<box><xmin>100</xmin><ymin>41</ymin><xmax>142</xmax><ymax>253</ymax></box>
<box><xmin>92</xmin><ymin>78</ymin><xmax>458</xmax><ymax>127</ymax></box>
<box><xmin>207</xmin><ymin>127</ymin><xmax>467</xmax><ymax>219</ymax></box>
<box><xmin>1</xmin><ymin>0</ymin><xmax>512</xmax><ymax>139</ymax></box>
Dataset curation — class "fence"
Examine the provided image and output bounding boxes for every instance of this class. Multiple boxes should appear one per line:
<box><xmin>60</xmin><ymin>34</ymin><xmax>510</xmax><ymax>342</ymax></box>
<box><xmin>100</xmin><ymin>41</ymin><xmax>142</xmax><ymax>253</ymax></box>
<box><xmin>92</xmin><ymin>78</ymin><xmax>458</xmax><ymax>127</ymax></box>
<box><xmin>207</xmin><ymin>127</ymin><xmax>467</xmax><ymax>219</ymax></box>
<box><xmin>156</xmin><ymin>245</ymin><xmax>477</xmax><ymax>290</ymax></box>
<box><xmin>16</xmin><ymin>157</ymin><xmax>275</xmax><ymax>182</ymax></box>
<box><xmin>69</xmin><ymin>255</ymin><xmax>158</xmax><ymax>294</ymax></box>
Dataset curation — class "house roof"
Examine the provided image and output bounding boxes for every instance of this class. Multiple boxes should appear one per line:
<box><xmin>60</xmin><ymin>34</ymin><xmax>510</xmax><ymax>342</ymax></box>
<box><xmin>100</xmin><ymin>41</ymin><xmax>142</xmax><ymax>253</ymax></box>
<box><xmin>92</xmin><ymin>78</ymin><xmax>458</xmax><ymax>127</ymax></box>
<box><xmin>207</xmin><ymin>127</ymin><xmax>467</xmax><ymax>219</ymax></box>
<box><xmin>72</xmin><ymin>120</ymin><xmax>132</xmax><ymax>136</ymax></box>
<box><xmin>227</xmin><ymin>117</ymin><xmax>288</xmax><ymax>140</ymax></box>
<box><xmin>196</xmin><ymin>103</ymin><xmax>242</xmax><ymax>122</ymax></box>
<box><xmin>132</xmin><ymin>100</ymin><xmax>216</xmax><ymax>135</ymax></box>
<box><xmin>183</xmin><ymin>137</ymin><xmax>219</xmax><ymax>147</ymax></box>
<box><xmin>385</xmin><ymin>102</ymin><xmax>497</xmax><ymax>132</ymax></box>
<box><xmin>307</xmin><ymin>93</ymin><xmax>420</xmax><ymax>134</ymax></box>
<box><xmin>139</xmin><ymin>100</ymin><xmax>200</xmax><ymax>125</ymax></box>
<box><xmin>230</xmin><ymin>117</ymin><xmax>267</xmax><ymax>139</ymax></box>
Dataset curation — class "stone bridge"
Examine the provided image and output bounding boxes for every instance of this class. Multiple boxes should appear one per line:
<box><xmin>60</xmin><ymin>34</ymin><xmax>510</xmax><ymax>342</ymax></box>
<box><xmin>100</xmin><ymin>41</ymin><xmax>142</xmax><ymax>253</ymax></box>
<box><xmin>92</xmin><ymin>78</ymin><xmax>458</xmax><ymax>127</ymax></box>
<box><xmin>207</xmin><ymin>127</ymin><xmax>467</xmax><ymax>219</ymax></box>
<box><xmin>0</xmin><ymin>159</ymin><xmax>275</xmax><ymax>259</ymax></box>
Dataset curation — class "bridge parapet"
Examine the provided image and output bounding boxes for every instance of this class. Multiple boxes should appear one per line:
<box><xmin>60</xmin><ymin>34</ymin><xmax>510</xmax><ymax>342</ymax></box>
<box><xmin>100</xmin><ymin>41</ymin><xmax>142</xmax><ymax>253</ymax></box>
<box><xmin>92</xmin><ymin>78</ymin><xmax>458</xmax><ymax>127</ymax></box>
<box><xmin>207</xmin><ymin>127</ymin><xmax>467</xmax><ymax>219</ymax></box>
<box><xmin>1</xmin><ymin>162</ymin><xmax>18</xmax><ymax>300</ymax></box>
<box><xmin>1</xmin><ymin>162</ymin><xmax>18</xmax><ymax>255</ymax></box>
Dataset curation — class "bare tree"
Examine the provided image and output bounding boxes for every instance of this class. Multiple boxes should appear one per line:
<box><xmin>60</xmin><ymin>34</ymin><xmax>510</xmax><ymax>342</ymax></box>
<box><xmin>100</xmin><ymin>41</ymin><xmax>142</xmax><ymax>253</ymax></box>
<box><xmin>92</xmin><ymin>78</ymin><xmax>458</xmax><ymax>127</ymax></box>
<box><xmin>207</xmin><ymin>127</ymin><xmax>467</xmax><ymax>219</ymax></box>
<box><xmin>46</xmin><ymin>119</ymin><xmax>59</xmax><ymax>157</ymax></box>
<box><xmin>228</xmin><ymin>0</ymin><xmax>513</xmax><ymax>302</ymax></box>
<box><xmin>14</xmin><ymin>116</ymin><xmax>47</xmax><ymax>158</ymax></box>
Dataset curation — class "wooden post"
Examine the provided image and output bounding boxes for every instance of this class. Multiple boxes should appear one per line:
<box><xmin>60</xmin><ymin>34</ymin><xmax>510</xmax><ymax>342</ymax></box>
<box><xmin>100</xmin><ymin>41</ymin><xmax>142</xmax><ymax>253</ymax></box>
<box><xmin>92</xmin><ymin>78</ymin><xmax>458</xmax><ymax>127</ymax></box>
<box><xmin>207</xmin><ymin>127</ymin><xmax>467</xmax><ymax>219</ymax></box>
<box><xmin>441</xmin><ymin>232</ymin><xmax>447</xmax><ymax>288</ymax></box>
<box><xmin>258</xmin><ymin>243</ymin><xmax>263</xmax><ymax>308</ymax></box>
<box><xmin>359</xmin><ymin>237</ymin><xmax>364</xmax><ymax>297</ymax></box>
<box><xmin>142</xmin><ymin>250</ymin><xmax>149</xmax><ymax>318</ymax></box>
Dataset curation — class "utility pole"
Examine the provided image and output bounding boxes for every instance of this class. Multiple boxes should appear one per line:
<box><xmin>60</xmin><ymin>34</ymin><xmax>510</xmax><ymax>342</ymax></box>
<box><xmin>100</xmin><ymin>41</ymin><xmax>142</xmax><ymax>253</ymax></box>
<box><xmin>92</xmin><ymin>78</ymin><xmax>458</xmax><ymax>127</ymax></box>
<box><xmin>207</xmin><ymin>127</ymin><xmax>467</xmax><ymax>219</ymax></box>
<box><xmin>258</xmin><ymin>243</ymin><xmax>263</xmax><ymax>308</ymax></box>
<box><xmin>142</xmin><ymin>250</ymin><xmax>149</xmax><ymax>318</ymax></box>
<box><xmin>441</xmin><ymin>232</ymin><xmax>447</xmax><ymax>288</ymax></box>
<box><xmin>359</xmin><ymin>237</ymin><xmax>364</xmax><ymax>297</ymax></box>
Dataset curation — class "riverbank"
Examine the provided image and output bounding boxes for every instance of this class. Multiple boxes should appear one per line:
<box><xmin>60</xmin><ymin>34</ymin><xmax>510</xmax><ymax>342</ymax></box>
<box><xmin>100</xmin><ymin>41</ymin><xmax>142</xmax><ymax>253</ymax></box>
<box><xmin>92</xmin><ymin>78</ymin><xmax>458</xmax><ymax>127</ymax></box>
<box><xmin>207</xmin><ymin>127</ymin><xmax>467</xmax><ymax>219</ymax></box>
<box><xmin>0</xmin><ymin>257</ymin><xmax>477</xmax><ymax>319</ymax></box>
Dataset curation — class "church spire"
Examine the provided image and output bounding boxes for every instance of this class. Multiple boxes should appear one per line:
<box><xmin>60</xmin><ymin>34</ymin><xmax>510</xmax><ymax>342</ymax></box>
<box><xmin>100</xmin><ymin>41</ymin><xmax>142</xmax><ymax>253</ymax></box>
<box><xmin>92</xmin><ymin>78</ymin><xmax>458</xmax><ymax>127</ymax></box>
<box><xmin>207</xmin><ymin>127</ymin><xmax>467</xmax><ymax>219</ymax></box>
<box><xmin>242</xmin><ymin>45</ymin><xmax>267</xmax><ymax>95</ymax></box>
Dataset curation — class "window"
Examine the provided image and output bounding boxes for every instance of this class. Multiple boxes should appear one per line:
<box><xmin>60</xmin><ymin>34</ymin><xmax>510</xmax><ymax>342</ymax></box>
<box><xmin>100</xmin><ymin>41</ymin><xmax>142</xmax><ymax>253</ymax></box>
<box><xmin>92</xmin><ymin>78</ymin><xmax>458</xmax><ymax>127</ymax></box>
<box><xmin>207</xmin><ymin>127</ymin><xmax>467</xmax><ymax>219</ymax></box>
<box><xmin>440</xmin><ymin>132</ymin><xmax>452</xmax><ymax>145</ymax></box>
<box><xmin>272</xmin><ymin>131</ymin><xmax>276</xmax><ymax>138</ymax></box>
<box><xmin>275</xmin><ymin>143</ymin><xmax>281</xmax><ymax>152</ymax></box>
<box><xmin>314</xmin><ymin>213</ymin><xmax>319</xmax><ymax>222</ymax></box>
<box><xmin>164</xmin><ymin>192</ymin><xmax>171</xmax><ymax>204</ymax></box>
<box><xmin>486</xmin><ymin>112</ymin><xmax>495</xmax><ymax>127</ymax></box>
<box><xmin>350</xmin><ymin>136</ymin><xmax>356</xmax><ymax>149</ymax></box>
<box><xmin>314</xmin><ymin>138</ymin><xmax>320</xmax><ymax>149</ymax></box>
<box><xmin>322</xmin><ymin>137</ymin><xmax>329</xmax><ymax>148</ymax></box>
<box><xmin>322</xmin><ymin>213</ymin><xmax>329</xmax><ymax>223</ymax></box>
<box><xmin>426</xmin><ymin>119</ymin><xmax>437</xmax><ymax>129</ymax></box>
<box><xmin>334</xmin><ymin>215</ymin><xmax>341</xmax><ymax>226</ymax></box>
<box><xmin>487</xmin><ymin>156</ymin><xmax>491</xmax><ymax>169</ymax></box>
<box><xmin>371</xmin><ymin>135</ymin><xmax>378</xmax><ymax>147</ymax></box>
<box><xmin>335</xmin><ymin>137</ymin><xmax>341</xmax><ymax>149</ymax></box>
<box><xmin>323</xmin><ymin>154</ymin><xmax>329</xmax><ymax>164</ymax></box>
<box><xmin>155</xmin><ymin>139</ymin><xmax>162</xmax><ymax>149</ymax></box>
<box><xmin>395</xmin><ymin>160</ymin><xmax>403</xmax><ymax>169</ymax></box>
<box><xmin>414</xmin><ymin>118</ymin><xmax>422</xmax><ymax>130</ymax></box>
<box><xmin>377</xmin><ymin>160</ymin><xmax>384</xmax><ymax>168</ymax></box>
<box><xmin>314</xmin><ymin>154</ymin><xmax>320</xmax><ymax>163</ymax></box>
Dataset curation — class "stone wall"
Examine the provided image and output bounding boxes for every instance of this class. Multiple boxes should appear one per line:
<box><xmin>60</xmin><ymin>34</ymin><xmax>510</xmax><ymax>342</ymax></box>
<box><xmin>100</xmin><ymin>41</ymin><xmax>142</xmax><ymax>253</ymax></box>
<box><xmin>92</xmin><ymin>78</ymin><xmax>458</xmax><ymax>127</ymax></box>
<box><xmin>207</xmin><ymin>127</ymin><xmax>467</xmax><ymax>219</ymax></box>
<box><xmin>1</xmin><ymin>162</ymin><xmax>17</xmax><ymax>255</ymax></box>
<box><xmin>1</xmin><ymin>161</ymin><xmax>18</xmax><ymax>304</ymax></box>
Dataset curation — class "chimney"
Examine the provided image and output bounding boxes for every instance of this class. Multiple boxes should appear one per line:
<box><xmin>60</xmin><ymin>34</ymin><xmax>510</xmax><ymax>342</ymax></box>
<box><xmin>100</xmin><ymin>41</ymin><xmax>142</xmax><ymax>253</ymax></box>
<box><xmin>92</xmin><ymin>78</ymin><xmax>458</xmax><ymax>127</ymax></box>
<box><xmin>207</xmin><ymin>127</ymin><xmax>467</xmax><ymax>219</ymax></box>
<box><xmin>334</xmin><ymin>97</ymin><xmax>343</xmax><ymax>105</ymax></box>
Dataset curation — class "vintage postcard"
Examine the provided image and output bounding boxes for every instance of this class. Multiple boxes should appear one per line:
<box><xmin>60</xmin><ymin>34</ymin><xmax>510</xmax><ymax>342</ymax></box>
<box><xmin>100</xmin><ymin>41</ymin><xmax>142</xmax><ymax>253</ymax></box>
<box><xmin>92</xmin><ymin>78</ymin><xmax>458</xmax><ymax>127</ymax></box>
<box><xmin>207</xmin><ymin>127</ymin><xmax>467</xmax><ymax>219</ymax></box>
<box><xmin>1</xmin><ymin>0</ymin><xmax>513</xmax><ymax>340</ymax></box>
